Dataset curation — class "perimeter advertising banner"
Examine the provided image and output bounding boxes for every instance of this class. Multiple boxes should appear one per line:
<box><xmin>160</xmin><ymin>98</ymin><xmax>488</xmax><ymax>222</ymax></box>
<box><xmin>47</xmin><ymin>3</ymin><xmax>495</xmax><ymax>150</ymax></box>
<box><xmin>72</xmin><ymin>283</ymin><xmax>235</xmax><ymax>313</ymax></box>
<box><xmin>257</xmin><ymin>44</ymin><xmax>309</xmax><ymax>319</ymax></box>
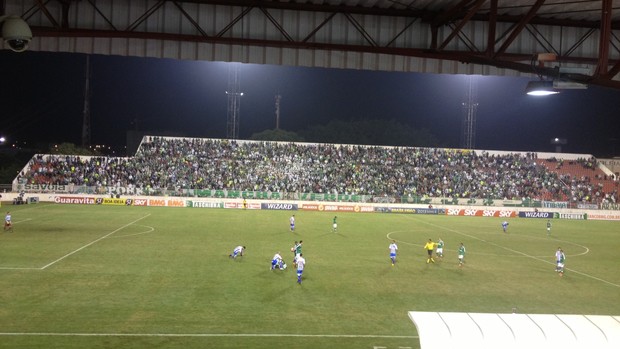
<box><xmin>54</xmin><ymin>196</ymin><xmax>97</xmax><ymax>205</ymax></box>
<box><xmin>98</xmin><ymin>198</ymin><xmax>133</xmax><ymax>206</ymax></box>
<box><xmin>261</xmin><ymin>203</ymin><xmax>298</xmax><ymax>210</ymax></box>
<box><xmin>375</xmin><ymin>207</ymin><xmax>446</xmax><ymax>215</ymax></box>
<box><xmin>558</xmin><ymin>213</ymin><xmax>587</xmax><ymax>220</ymax></box>
<box><xmin>146</xmin><ymin>198</ymin><xmax>186</xmax><ymax>207</ymax></box>
<box><xmin>132</xmin><ymin>198</ymin><xmax>148</xmax><ymax>206</ymax></box>
<box><xmin>301</xmin><ymin>204</ymin><xmax>373</xmax><ymax>212</ymax></box>
<box><xmin>587</xmin><ymin>213</ymin><xmax>620</xmax><ymax>221</ymax></box>
<box><xmin>220</xmin><ymin>202</ymin><xmax>261</xmax><ymax>209</ymax></box>
<box><xmin>518</xmin><ymin>211</ymin><xmax>557</xmax><ymax>219</ymax></box>
<box><xmin>446</xmin><ymin>208</ymin><xmax>516</xmax><ymax>217</ymax></box>
<box><xmin>187</xmin><ymin>201</ymin><xmax>223</xmax><ymax>208</ymax></box>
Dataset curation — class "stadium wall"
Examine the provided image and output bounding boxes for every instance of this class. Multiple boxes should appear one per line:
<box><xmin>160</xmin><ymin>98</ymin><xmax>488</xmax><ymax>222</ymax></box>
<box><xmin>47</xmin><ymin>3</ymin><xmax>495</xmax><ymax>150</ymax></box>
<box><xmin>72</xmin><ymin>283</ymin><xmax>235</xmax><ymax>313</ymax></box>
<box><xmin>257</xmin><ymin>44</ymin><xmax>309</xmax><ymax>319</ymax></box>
<box><xmin>2</xmin><ymin>192</ymin><xmax>619</xmax><ymax>221</ymax></box>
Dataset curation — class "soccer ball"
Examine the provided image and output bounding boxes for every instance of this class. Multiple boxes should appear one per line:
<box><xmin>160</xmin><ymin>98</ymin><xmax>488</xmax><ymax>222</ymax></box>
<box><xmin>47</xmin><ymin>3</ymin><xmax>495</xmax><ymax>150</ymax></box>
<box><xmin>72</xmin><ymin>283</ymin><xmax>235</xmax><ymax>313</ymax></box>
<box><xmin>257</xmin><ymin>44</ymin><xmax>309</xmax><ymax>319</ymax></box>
<box><xmin>291</xmin><ymin>247</ymin><xmax>295</xmax><ymax>252</ymax></box>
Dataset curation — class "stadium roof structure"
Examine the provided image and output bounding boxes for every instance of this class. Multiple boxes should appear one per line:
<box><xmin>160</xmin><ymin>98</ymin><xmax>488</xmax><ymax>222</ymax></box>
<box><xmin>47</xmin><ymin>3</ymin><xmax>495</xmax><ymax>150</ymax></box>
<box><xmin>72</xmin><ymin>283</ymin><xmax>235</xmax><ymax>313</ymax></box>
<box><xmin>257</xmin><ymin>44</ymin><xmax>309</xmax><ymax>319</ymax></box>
<box><xmin>2</xmin><ymin>0</ymin><xmax>620</xmax><ymax>89</ymax></box>
<box><xmin>408</xmin><ymin>311</ymin><xmax>620</xmax><ymax>349</ymax></box>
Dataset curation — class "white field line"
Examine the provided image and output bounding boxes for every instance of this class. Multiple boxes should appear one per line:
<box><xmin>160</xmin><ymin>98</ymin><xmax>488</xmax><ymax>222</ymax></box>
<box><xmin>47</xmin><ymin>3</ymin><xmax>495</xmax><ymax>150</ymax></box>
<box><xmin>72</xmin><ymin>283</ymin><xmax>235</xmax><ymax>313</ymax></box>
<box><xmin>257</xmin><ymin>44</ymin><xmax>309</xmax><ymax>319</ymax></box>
<box><xmin>107</xmin><ymin>225</ymin><xmax>155</xmax><ymax>238</ymax></box>
<box><xmin>39</xmin><ymin>214</ymin><xmax>151</xmax><ymax>270</ymax></box>
<box><xmin>0</xmin><ymin>332</ymin><xmax>418</xmax><ymax>339</ymax></box>
<box><xmin>410</xmin><ymin>217</ymin><xmax>620</xmax><ymax>288</ymax></box>
<box><xmin>12</xmin><ymin>218</ymin><xmax>33</xmax><ymax>225</ymax></box>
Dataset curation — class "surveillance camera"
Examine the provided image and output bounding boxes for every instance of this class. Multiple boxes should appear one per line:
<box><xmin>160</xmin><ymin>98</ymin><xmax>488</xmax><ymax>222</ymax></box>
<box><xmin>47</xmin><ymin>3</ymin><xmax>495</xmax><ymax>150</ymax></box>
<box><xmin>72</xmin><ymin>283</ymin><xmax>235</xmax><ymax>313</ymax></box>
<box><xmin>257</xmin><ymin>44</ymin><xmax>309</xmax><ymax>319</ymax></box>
<box><xmin>1</xmin><ymin>16</ymin><xmax>33</xmax><ymax>53</ymax></box>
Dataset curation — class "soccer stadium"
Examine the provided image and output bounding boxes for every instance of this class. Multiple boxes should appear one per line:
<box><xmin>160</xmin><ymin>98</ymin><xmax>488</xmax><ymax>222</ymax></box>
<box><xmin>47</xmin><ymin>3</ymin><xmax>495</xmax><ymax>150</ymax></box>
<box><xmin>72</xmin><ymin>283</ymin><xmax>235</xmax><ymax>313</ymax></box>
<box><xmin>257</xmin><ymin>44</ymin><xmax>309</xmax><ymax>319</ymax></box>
<box><xmin>2</xmin><ymin>1</ymin><xmax>620</xmax><ymax>349</ymax></box>
<box><xmin>3</xmin><ymin>137</ymin><xmax>620</xmax><ymax>348</ymax></box>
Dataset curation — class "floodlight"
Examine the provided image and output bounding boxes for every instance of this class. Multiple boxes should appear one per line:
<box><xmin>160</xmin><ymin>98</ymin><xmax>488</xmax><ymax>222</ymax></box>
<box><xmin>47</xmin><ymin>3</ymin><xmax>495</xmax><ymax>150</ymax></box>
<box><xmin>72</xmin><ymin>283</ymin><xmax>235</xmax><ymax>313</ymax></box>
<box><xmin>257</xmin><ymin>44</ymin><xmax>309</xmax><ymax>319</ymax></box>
<box><xmin>525</xmin><ymin>80</ymin><xmax>559</xmax><ymax>96</ymax></box>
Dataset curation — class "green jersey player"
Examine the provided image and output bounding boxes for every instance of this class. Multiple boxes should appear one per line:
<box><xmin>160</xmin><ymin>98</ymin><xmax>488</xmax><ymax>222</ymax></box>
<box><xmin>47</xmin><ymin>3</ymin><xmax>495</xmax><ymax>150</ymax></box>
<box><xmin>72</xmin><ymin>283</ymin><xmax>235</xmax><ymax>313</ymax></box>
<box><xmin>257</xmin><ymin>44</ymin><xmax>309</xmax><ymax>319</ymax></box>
<box><xmin>458</xmin><ymin>243</ymin><xmax>466</xmax><ymax>267</ymax></box>
<box><xmin>436</xmin><ymin>238</ymin><xmax>444</xmax><ymax>258</ymax></box>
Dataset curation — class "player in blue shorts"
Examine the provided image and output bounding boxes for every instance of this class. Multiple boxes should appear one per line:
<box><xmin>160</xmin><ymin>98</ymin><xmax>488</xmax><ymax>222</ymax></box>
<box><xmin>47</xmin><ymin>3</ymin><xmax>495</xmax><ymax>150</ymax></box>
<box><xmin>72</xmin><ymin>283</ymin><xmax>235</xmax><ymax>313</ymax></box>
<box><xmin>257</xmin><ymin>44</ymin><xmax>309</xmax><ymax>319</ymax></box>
<box><xmin>296</xmin><ymin>253</ymin><xmax>306</xmax><ymax>284</ymax></box>
<box><xmin>229</xmin><ymin>245</ymin><xmax>245</xmax><ymax>259</ymax></box>
<box><xmin>388</xmin><ymin>240</ymin><xmax>398</xmax><ymax>266</ymax></box>
<box><xmin>271</xmin><ymin>252</ymin><xmax>286</xmax><ymax>270</ymax></box>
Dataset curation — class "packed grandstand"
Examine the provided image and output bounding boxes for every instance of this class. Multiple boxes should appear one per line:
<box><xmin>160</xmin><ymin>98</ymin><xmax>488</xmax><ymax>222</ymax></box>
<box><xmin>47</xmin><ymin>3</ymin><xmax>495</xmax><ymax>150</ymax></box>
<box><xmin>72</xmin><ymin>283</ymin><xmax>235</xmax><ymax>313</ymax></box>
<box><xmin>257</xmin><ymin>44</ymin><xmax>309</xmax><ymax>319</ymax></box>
<box><xmin>12</xmin><ymin>136</ymin><xmax>620</xmax><ymax>207</ymax></box>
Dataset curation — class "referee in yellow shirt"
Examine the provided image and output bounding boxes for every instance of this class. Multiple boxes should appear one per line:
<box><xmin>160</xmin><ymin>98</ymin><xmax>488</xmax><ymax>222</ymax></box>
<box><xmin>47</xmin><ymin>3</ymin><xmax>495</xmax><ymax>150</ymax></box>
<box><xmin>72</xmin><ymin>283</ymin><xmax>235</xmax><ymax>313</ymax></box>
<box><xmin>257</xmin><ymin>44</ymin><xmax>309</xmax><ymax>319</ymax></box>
<box><xmin>424</xmin><ymin>238</ymin><xmax>435</xmax><ymax>264</ymax></box>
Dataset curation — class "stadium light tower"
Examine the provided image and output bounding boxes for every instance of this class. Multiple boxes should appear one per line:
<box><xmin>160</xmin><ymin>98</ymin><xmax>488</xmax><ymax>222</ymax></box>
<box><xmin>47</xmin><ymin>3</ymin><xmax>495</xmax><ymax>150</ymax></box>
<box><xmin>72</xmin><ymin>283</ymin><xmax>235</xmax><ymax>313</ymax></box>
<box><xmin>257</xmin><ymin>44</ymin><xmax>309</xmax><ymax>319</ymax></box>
<box><xmin>81</xmin><ymin>55</ymin><xmax>92</xmax><ymax>147</ymax></box>
<box><xmin>275</xmin><ymin>94</ymin><xmax>281</xmax><ymax>130</ymax></box>
<box><xmin>460</xmin><ymin>76</ymin><xmax>478</xmax><ymax>149</ymax></box>
<box><xmin>226</xmin><ymin>63</ymin><xmax>243</xmax><ymax>139</ymax></box>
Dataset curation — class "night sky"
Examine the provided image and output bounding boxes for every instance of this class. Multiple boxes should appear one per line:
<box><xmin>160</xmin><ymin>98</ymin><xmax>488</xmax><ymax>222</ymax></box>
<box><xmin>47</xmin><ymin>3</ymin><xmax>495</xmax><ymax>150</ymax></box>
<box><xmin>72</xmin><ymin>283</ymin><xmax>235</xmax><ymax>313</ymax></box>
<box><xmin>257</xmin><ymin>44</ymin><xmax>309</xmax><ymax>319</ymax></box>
<box><xmin>1</xmin><ymin>50</ymin><xmax>619</xmax><ymax>157</ymax></box>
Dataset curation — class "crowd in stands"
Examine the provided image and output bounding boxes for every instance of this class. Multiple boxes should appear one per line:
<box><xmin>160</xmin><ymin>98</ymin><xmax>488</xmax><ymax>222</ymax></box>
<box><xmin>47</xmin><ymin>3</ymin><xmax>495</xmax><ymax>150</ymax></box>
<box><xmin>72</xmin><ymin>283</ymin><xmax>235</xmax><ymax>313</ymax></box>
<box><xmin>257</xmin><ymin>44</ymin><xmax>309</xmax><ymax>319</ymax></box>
<box><xmin>541</xmin><ymin>157</ymin><xmax>619</xmax><ymax>204</ymax></box>
<box><xmin>15</xmin><ymin>137</ymin><xmax>620</xmax><ymax>204</ymax></box>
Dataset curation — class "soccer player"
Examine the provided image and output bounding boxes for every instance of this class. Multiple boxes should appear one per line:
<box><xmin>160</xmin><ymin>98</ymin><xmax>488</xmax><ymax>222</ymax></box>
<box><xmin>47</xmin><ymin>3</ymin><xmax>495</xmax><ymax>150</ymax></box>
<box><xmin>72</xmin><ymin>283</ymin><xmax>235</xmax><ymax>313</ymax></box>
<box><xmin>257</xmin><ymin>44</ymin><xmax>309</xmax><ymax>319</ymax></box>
<box><xmin>388</xmin><ymin>240</ymin><xmax>398</xmax><ymax>266</ymax></box>
<box><xmin>229</xmin><ymin>245</ymin><xmax>245</xmax><ymax>259</ymax></box>
<box><xmin>295</xmin><ymin>240</ymin><xmax>303</xmax><ymax>263</ymax></box>
<box><xmin>436</xmin><ymin>238</ymin><xmax>444</xmax><ymax>258</ymax></box>
<box><xmin>291</xmin><ymin>241</ymin><xmax>299</xmax><ymax>258</ymax></box>
<box><xmin>556</xmin><ymin>248</ymin><xmax>566</xmax><ymax>276</ymax></box>
<box><xmin>458</xmin><ymin>243</ymin><xmax>466</xmax><ymax>267</ymax></box>
<box><xmin>290</xmin><ymin>215</ymin><xmax>296</xmax><ymax>232</ymax></box>
<box><xmin>546</xmin><ymin>220</ymin><xmax>552</xmax><ymax>236</ymax></box>
<box><xmin>423</xmin><ymin>239</ymin><xmax>435</xmax><ymax>264</ymax></box>
<box><xmin>295</xmin><ymin>240</ymin><xmax>303</xmax><ymax>256</ymax></box>
<box><xmin>292</xmin><ymin>241</ymin><xmax>302</xmax><ymax>266</ymax></box>
<box><xmin>4</xmin><ymin>211</ymin><xmax>12</xmax><ymax>232</ymax></box>
<box><xmin>555</xmin><ymin>247</ymin><xmax>563</xmax><ymax>272</ymax></box>
<box><xmin>296</xmin><ymin>253</ymin><xmax>306</xmax><ymax>284</ymax></box>
<box><xmin>332</xmin><ymin>216</ymin><xmax>338</xmax><ymax>233</ymax></box>
<box><xmin>271</xmin><ymin>252</ymin><xmax>284</xmax><ymax>270</ymax></box>
<box><xmin>502</xmin><ymin>221</ymin><xmax>509</xmax><ymax>233</ymax></box>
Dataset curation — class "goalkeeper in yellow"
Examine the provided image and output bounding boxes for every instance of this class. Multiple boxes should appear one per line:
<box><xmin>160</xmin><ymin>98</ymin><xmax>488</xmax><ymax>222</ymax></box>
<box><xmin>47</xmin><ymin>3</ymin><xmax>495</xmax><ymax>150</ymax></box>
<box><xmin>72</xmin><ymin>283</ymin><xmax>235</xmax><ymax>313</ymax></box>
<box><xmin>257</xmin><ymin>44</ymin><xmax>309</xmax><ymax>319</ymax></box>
<box><xmin>423</xmin><ymin>239</ymin><xmax>435</xmax><ymax>264</ymax></box>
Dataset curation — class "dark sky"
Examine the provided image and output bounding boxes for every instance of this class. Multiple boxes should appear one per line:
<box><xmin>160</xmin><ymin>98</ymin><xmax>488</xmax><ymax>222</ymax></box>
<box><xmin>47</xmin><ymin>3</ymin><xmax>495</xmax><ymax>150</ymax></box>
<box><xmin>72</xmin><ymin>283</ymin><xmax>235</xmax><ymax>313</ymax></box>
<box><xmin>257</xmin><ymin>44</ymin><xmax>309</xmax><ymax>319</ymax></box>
<box><xmin>1</xmin><ymin>50</ymin><xmax>619</xmax><ymax>157</ymax></box>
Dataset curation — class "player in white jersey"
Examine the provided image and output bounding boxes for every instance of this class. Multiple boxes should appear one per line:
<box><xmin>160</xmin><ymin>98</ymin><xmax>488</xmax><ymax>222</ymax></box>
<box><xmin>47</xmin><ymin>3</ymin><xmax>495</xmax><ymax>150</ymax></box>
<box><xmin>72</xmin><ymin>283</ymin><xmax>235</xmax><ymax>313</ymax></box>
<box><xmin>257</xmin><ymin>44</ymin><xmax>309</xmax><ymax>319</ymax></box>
<box><xmin>290</xmin><ymin>215</ymin><xmax>296</xmax><ymax>232</ymax></box>
<box><xmin>229</xmin><ymin>245</ymin><xmax>245</xmax><ymax>259</ymax></box>
<box><xmin>388</xmin><ymin>240</ymin><xmax>398</xmax><ymax>266</ymax></box>
<box><xmin>4</xmin><ymin>212</ymin><xmax>12</xmax><ymax>232</ymax></box>
<box><xmin>271</xmin><ymin>252</ymin><xmax>285</xmax><ymax>270</ymax></box>
<box><xmin>555</xmin><ymin>247</ymin><xmax>563</xmax><ymax>272</ymax></box>
<box><xmin>296</xmin><ymin>254</ymin><xmax>306</xmax><ymax>284</ymax></box>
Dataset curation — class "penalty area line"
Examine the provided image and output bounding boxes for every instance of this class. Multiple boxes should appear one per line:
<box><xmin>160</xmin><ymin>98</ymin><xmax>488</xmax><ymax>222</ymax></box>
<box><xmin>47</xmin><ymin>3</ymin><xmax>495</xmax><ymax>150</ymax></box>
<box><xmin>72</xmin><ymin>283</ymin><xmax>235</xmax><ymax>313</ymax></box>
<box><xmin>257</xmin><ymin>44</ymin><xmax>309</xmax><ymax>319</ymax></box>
<box><xmin>0</xmin><ymin>332</ymin><xmax>418</xmax><ymax>339</ymax></box>
<box><xmin>39</xmin><ymin>214</ymin><xmax>151</xmax><ymax>270</ymax></box>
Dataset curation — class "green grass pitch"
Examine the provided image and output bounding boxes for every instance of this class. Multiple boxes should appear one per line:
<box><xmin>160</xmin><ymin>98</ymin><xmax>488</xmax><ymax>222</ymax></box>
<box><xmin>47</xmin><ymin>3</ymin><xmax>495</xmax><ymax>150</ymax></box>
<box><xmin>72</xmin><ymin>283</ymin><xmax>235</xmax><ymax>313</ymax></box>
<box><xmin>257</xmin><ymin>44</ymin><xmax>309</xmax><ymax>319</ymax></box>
<box><xmin>1</xmin><ymin>203</ymin><xmax>619</xmax><ymax>348</ymax></box>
